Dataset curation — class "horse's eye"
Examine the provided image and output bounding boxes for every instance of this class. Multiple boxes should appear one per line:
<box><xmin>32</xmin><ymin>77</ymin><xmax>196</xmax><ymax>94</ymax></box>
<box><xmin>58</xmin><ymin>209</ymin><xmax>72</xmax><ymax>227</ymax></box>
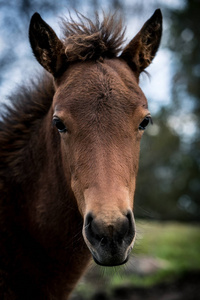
<box><xmin>139</xmin><ymin>116</ymin><xmax>152</xmax><ymax>130</ymax></box>
<box><xmin>53</xmin><ymin>118</ymin><xmax>67</xmax><ymax>133</ymax></box>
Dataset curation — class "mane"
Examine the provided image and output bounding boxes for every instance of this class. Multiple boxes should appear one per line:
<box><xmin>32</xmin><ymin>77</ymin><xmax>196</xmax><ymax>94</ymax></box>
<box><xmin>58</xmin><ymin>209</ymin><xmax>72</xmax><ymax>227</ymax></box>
<box><xmin>0</xmin><ymin>73</ymin><xmax>54</xmax><ymax>179</ymax></box>
<box><xmin>61</xmin><ymin>12</ymin><xmax>126</xmax><ymax>62</ymax></box>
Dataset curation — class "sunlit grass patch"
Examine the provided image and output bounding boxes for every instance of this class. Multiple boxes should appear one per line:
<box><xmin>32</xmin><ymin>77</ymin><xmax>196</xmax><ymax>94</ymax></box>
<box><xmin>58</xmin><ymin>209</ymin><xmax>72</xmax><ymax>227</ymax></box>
<box><xmin>134</xmin><ymin>220</ymin><xmax>200</xmax><ymax>272</ymax></box>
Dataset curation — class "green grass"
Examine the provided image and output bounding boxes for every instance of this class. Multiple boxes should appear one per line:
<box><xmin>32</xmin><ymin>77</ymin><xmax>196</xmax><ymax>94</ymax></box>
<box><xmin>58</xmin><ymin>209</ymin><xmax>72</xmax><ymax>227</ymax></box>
<box><xmin>135</xmin><ymin>220</ymin><xmax>200</xmax><ymax>272</ymax></box>
<box><xmin>72</xmin><ymin>220</ymin><xmax>200</xmax><ymax>298</ymax></box>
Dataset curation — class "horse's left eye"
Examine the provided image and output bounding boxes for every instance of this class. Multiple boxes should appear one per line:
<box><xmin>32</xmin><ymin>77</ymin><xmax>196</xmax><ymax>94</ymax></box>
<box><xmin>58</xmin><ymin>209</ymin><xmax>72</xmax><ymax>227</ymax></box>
<box><xmin>139</xmin><ymin>116</ymin><xmax>152</xmax><ymax>130</ymax></box>
<box><xmin>52</xmin><ymin>118</ymin><xmax>67</xmax><ymax>133</ymax></box>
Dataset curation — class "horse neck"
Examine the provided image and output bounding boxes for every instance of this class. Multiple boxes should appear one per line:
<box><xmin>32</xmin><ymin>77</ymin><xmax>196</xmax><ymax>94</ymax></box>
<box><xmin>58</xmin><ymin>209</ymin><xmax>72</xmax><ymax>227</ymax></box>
<box><xmin>1</xmin><ymin>108</ymin><xmax>90</xmax><ymax>299</ymax></box>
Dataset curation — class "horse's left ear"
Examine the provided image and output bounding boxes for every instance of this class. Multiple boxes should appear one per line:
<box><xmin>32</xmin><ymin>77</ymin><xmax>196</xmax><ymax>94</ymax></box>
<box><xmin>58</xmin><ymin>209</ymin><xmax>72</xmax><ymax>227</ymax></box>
<box><xmin>29</xmin><ymin>13</ymin><xmax>67</xmax><ymax>77</ymax></box>
<box><xmin>120</xmin><ymin>9</ymin><xmax>162</xmax><ymax>75</ymax></box>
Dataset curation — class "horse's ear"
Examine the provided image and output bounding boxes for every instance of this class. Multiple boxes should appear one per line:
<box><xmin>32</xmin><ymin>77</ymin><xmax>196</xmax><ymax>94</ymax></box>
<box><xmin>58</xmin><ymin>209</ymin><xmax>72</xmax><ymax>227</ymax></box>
<box><xmin>29</xmin><ymin>13</ymin><xmax>67</xmax><ymax>77</ymax></box>
<box><xmin>120</xmin><ymin>9</ymin><xmax>162</xmax><ymax>75</ymax></box>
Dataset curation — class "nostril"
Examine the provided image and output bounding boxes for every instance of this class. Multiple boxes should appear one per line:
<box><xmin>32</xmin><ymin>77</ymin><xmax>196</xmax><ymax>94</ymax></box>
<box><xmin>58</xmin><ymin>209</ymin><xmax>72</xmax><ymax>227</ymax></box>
<box><xmin>126</xmin><ymin>211</ymin><xmax>133</xmax><ymax>223</ymax></box>
<box><xmin>84</xmin><ymin>213</ymin><xmax>95</xmax><ymax>241</ymax></box>
<box><xmin>85</xmin><ymin>212</ymin><xmax>93</xmax><ymax>228</ymax></box>
<box><xmin>116</xmin><ymin>218</ymin><xmax>129</xmax><ymax>242</ymax></box>
<box><xmin>126</xmin><ymin>210</ymin><xmax>134</xmax><ymax>228</ymax></box>
<box><xmin>84</xmin><ymin>213</ymin><xmax>102</xmax><ymax>244</ymax></box>
<box><xmin>100</xmin><ymin>237</ymin><xmax>108</xmax><ymax>246</ymax></box>
<box><xmin>126</xmin><ymin>210</ymin><xmax>135</xmax><ymax>240</ymax></box>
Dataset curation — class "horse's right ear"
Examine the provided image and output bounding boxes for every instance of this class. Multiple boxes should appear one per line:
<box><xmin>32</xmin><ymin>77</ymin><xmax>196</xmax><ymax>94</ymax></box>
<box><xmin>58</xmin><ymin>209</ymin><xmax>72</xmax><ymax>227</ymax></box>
<box><xmin>29</xmin><ymin>13</ymin><xmax>67</xmax><ymax>77</ymax></box>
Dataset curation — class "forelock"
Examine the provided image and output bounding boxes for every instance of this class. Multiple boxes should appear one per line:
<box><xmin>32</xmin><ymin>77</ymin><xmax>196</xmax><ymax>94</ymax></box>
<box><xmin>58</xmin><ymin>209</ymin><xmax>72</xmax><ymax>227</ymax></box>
<box><xmin>61</xmin><ymin>11</ymin><xmax>126</xmax><ymax>62</ymax></box>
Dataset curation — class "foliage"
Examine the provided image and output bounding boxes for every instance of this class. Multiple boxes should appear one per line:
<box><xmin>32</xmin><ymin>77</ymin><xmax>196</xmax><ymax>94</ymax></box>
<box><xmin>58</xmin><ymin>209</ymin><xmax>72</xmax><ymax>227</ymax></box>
<box><xmin>167</xmin><ymin>0</ymin><xmax>200</xmax><ymax>219</ymax></box>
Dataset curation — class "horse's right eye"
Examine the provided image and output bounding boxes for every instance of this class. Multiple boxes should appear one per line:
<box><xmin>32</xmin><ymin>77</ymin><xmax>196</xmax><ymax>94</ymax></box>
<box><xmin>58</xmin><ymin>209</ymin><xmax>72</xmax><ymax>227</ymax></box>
<box><xmin>52</xmin><ymin>118</ymin><xmax>67</xmax><ymax>133</ymax></box>
<box><xmin>139</xmin><ymin>115</ymin><xmax>153</xmax><ymax>131</ymax></box>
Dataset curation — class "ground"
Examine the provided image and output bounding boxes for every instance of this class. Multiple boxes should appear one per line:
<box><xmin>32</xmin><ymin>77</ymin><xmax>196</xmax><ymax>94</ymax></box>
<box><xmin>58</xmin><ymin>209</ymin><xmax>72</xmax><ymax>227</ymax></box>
<box><xmin>71</xmin><ymin>270</ymin><xmax>200</xmax><ymax>300</ymax></box>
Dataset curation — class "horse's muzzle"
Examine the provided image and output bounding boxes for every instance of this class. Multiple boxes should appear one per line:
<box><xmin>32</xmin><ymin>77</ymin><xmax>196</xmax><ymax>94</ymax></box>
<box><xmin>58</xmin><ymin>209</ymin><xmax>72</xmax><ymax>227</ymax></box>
<box><xmin>83</xmin><ymin>210</ymin><xmax>135</xmax><ymax>266</ymax></box>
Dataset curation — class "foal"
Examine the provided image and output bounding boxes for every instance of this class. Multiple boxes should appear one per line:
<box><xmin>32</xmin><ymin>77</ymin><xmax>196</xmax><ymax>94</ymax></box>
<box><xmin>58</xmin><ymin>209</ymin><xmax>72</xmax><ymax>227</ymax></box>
<box><xmin>0</xmin><ymin>10</ymin><xmax>162</xmax><ymax>300</ymax></box>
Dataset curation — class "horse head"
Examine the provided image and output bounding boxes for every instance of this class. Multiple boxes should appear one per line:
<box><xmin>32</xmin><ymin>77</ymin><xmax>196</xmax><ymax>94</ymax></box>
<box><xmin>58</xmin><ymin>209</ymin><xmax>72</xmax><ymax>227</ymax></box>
<box><xmin>29</xmin><ymin>10</ymin><xmax>162</xmax><ymax>266</ymax></box>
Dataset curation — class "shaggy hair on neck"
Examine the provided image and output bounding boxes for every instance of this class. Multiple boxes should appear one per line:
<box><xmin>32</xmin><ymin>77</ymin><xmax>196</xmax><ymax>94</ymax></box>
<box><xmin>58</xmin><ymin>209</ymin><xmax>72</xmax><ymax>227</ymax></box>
<box><xmin>61</xmin><ymin>12</ymin><xmax>126</xmax><ymax>62</ymax></box>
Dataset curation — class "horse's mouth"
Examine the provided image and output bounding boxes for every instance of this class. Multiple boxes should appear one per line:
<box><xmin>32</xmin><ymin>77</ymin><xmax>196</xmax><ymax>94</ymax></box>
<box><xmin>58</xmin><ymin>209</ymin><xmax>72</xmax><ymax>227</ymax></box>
<box><xmin>88</xmin><ymin>242</ymin><xmax>133</xmax><ymax>267</ymax></box>
<box><xmin>92</xmin><ymin>254</ymin><xmax>129</xmax><ymax>267</ymax></box>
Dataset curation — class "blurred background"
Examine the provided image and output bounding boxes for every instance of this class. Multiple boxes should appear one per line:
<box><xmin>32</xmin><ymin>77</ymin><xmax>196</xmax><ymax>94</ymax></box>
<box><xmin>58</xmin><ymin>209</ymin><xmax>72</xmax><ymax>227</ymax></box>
<box><xmin>0</xmin><ymin>0</ymin><xmax>200</xmax><ymax>299</ymax></box>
